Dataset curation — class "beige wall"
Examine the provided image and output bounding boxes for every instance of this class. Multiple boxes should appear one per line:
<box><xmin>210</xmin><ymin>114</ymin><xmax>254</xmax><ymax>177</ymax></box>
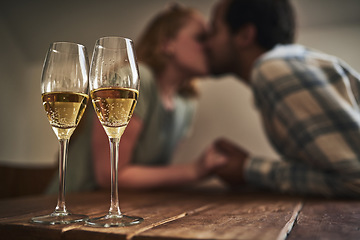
<box><xmin>1</xmin><ymin>0</ymin><xmax>359</xmax><ymax>166</ymax></box>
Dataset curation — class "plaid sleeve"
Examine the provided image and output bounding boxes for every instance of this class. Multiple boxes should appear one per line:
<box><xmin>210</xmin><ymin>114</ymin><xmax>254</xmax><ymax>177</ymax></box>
<box><xmin>247</xmin><ymin>53</ymin><xmax>360</xmax><ymax>197</ymax></box>
<box><xmin>244</xmin><ymin>157</ymin><xmax>360</xmax><ymax>197</ymax></box>
<box><xmin>340</xmin><ymin>59</ymin><xmax>360</xmax><ymax>107</ymax></box>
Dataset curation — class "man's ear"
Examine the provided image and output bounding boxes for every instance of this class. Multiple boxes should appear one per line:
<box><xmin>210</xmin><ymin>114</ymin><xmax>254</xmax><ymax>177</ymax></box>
<box><xmin>233</xmin><ymin>24</ymin><xmax>257</xmax><ymax>47</ymax></box>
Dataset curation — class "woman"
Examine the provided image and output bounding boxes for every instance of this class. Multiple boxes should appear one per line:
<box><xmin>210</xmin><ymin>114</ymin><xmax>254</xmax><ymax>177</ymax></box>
<box><xmin>92</xmin><ymin>4</ymin><xmax>226</xmax><ymax>189</ymax></box>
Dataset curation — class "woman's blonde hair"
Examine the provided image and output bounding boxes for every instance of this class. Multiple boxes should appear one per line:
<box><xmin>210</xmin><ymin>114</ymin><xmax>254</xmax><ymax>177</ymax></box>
<box><xmin>135</xmin><ymin>3</ymin><xmax>199</xmax><ymax>98</ymax></box>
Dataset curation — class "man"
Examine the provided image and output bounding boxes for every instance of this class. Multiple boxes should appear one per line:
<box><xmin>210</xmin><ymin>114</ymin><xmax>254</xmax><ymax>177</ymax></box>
<box><xmin>207</xmin><ymin>0</ymin><xmax>360</xmax><ymax>197</ymax></box>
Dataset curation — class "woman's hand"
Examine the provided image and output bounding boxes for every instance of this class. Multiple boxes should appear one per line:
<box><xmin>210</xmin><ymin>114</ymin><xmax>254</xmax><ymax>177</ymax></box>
<box><xmin>193</xmin><ymin>143</ymin><xmax>228</xmax><ymax>180</ymax></box>
<box><xmin>213</xmin><ymin>138</ymin><xmax>249</xmax><ymax>186</ymax></box>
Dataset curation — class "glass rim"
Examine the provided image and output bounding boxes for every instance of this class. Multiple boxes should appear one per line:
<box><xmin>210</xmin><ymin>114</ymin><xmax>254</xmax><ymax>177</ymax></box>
<box><xmin>41</xmin><ymin>90</ymin><xmax>89</xmax><ymax>95</ymax></box>
<box><xmin>50</xmin><ymin>41</ymin><xmax>86</xmax><ymax>49</ymax></box>
<box><xmin>95</xmin><ymin>36</ymin><xmax>133</xmax><ymax>49</ymax></box>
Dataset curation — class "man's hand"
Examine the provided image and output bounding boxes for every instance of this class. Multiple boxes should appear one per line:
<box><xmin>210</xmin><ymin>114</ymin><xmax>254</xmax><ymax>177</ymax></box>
<box><xmin>214</xmin><ymin>138</ymin><xmax>249</xmax><ymax>186</ymax></box>
<box><xmin>194</xmin><ymin>144</ymin><xmax>228</xmax><ymax>180</ymax></box>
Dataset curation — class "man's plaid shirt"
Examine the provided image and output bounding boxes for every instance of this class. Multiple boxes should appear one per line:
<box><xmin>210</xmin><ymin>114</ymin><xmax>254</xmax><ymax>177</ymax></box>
<box><xmin>245</xmin><ymin>44</ymin><xmax>360</xmax><ymax>197</ymax></box>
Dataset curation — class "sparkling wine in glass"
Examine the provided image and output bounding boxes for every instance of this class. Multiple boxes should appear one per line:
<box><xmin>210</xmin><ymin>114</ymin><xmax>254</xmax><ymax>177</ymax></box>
<box><xmin>31</xmin><ymin>42</ymin><xmax>89</xmax><ymax>225</ymax></box>
<box><xmin>86</xmin><ymin>36</ymin><xmax>143</xmax><ymax>227</ymax></box>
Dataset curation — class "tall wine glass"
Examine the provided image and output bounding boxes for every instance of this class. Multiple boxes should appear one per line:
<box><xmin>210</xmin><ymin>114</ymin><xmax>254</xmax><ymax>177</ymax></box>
<box><xmin>86</xmin><ymin>37</ymin><xmax>143</xmax><ymax>227</ymax></box>
<box><xmin>31</xmin><ymin>42</ymin><xmax>89</xmax><ymax>225</ymax></box>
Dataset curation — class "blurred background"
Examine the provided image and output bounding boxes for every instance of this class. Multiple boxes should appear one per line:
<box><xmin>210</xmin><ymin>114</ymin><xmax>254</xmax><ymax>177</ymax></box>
<box><xmin>0</xmin><ymin>0</ymin><xmax>359</xmax><ymax>189</ymax></box>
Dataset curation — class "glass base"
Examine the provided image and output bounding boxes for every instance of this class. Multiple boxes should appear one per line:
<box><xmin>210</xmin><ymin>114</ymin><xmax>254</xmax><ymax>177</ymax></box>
<box><xmin>86</xmin><ymin>214</ymin><xmax>143</xmax><ymax>227</ymax></box>
<box><xmin>30</xmin><ymin>212</ymin><xmax>89</xmax><ymax>225</ymax></box>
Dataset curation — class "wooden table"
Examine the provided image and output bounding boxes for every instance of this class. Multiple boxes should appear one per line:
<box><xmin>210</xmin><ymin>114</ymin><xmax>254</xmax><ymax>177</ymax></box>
<box><xmin>1</xmin><ymin>182</ymin><xmax>360</xmax><ymax>240</ymax></box>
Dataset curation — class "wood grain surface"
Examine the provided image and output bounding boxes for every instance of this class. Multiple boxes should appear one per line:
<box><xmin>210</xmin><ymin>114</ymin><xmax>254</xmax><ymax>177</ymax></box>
<box><xmin>0</xmin><ymin>187</ymin><xmax>359</xmax><ymax>240</ymax></box>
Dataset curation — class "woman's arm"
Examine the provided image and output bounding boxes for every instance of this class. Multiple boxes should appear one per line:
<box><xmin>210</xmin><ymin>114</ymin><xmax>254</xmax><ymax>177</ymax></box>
<box><xmin>116</xmin><ymin>145</ymin><xmax>227</xmax><ymax>189</ymax></box>
<box><xmin>92</xmin><ymin>114</ymin><xmax>226</xmax><ymax>189</ymax></box>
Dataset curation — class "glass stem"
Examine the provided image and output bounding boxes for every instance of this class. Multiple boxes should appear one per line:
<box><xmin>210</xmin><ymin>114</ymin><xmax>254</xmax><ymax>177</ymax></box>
<box><xmin>108</xmin><ymin>138</ymin><xmax>122</xmax><ymax>217</ymax></box>
<box><xmin>55</xmin><ymin>138</ymin><xmax>69</xmax><ymax>215</ymax></box>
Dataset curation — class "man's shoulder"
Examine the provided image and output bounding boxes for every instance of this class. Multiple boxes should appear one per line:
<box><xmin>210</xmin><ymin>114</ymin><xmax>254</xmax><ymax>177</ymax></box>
<box><xmin>252</xmin><ymin>44</ymin><xmax>337</xmax><ymax>82</ymax></box>
<box><xmin>256</xmin><ymin>44</ymin><xmax>340</xmax><ymax>69</ymax></box>
<box><xmin>252</xmin><ymin>56</ymin><xmax>296</xmax><ymax>84</ymax></box>
<box><xmin>257</xmin><ymin>44</ymin><xmax>305</xmax><ymax>64</ymax></box>
<box><xmin>254</xmin><ymin>44</ymin><xmax>303</xmax><ymax>70</ymax></box>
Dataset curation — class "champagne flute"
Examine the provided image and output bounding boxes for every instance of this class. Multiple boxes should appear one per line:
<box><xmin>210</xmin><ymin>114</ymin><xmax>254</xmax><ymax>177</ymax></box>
<box><xmin>31</xmin><ymin>42</ymin><xmax>89</xmax><ymax>224</ymax></box>
<box><xmin>86</xmin><ymin>36</ymin><xmax>143</xmax><ymax>227</ymax></box>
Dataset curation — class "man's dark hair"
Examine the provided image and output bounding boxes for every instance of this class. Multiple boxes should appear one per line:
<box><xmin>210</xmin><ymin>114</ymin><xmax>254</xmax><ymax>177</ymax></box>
<box><xmin>225</xmin><ymin>0</ymin><xmax>295</xmax><ymax>50</ymax></box>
